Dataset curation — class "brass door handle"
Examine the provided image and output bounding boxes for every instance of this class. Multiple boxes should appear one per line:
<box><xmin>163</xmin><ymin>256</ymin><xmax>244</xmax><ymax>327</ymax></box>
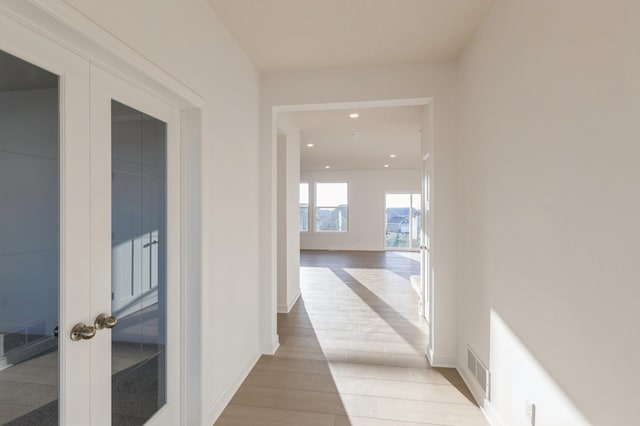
<box><xmin>94</xmin><ymin>313</ymin><xmax>118</xmax><ymax>330</ymax></box>
<box><xmin>70</xmin><ymin>323</ymin><xmax>97</xmax><ymax>341</ymax></box>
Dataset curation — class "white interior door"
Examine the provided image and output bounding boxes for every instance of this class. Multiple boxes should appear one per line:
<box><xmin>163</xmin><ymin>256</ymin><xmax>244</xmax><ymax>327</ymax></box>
<box><xmin>0</xmin><ymin>10</ymin><xmax>181</xmax><ymax>425</ymax></box>
<box><xmin>90</xmin><ymin>65</ymin><xmax>181</xmax><ymax>426</ymax></box>
<box><xmin>420</xmin><ymin>155</ymin><xmax>432</xmax><ymax>321</ymax></box>
<box><xmin>0</xmin><ymin>11</ymin><xmax>92</xmax><ymax>426</ymax></box>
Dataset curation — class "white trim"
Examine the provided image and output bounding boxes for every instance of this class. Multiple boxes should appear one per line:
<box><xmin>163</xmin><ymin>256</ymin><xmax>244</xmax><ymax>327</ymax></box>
<box><xmin>426</xmin><ymin>348</ymin><xmax>457</xmax><ymax>368</ymax></box>
<box><xmin>482</xmin><ymin>399</ymin><xmax>504</xmax><ymax>426</ymax></box>
<box><xmin>206</xmin><ymin>347</ymin><xmax>261</xmax><ymax>426</ymax></box>
<box><xmin>263</xmin><ymin>335</ymin><xmax>280</xmax><ymax>356</ymax></box>
<box><xmin>0</xmin><ymin>0</ymin><xmax>205</xmax><ymax>110</ymax></box>
<box><xmin>277</xmin><ymin>289</ymin><xmax>301</xmax><ymax>313</ymax></box>
<box><xmin>273</xmin><ymin>97</ymin><xmax>433</xmax><ymax>113</ymax></box>
<box><xmin>266</xmin><ymin>97</ymin><xmax>434</xmax><ymax>369</ymax></box>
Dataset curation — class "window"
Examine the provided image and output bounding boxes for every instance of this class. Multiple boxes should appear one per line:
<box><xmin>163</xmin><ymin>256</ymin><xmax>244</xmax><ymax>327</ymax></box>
<box><xmin>385</xmin><ymin>193</ymin><xmax>421</xmax><ymax>249</ymax></box>
<box><xmin>315</xmin><ymin>182</ymin><xmax>348</xmax><ymax>232</ymax></box>
<box><xmin>300</xmin><ymin>182</ymin><xmax>309</xmax><ymax>232</ymax></box>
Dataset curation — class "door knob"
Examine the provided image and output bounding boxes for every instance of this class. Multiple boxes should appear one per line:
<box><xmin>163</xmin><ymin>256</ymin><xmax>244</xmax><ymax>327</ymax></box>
<box><xmin>70</xmin><ymin>323</ymin><xmax>97</xmax><ymax>341</ymax></box>
<box><xmin>94</xmin><ymin>313</ymin><xmax>118</xmax><ymax>330</ymax></box>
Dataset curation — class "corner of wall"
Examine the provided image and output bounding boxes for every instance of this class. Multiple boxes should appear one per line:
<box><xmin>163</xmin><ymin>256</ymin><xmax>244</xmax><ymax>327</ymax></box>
<box><xmin>277</xmin><ymin>287</ymin><xmax>301</xmax><ymax>314</ymax></box>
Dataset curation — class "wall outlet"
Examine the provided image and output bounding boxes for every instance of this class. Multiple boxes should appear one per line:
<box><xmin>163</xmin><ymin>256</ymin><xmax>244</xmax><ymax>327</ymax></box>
<box><xmin>525</xmin><ymin>399</ymin><xmax>536</xmax><ymax>426</ymax></box>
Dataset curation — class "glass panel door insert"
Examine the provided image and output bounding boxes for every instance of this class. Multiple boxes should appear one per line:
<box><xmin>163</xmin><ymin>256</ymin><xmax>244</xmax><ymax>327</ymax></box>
<box><xmin>111</xmin><ymin>101</ymin><xmax>167</xmax><ymax>425</ymax></box>
<box><xmin>0</xmin><ymin>49</ymin><xmax>60</xmax><ymax>425</ymax></box>
<box><xmin>385</xmin><ymin>193</ymin><xmax>421</xmax><ymax>250</ymax></box>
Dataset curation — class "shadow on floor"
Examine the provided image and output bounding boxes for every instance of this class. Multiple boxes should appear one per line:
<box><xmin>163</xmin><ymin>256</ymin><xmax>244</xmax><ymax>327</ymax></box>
<box><xmin>329</xmin><ymin>266</ymin><xmax>427</xmax><ymax>353</ymax></box>
<box><xmin>216</xmin><ymin>298</ymin><xmax>349</xmax><ymax>425</ymax></box>
<box><xmin>300</xmin><ymin>250</ymin><xmax>420</xmax><ymax>281</ymax></box>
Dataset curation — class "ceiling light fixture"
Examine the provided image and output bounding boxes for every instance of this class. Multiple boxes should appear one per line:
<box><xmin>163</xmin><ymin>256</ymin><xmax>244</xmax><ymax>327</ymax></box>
<box><xmin>349</xmin><ymin>112</ymin><xmax>360</xmax><ymax>119</ymax></box>
<box><xmin>384</xmin><ymin>164</ymin><xmax>390</xmax><ymax>168</ymax></box>
<box><xmin>306</xmin><ymin>143</ymin><xmax>314</xmax><ymax>147</ymax></box>
<box><xmin>325</xmin><ymin>165</ymin><xmax>330</xmax><ymax>169</ymax></box>
<box><xmin>389</xmin><ymin>154</ymin><xmax>397</xmax><ymax>158</ymax></box>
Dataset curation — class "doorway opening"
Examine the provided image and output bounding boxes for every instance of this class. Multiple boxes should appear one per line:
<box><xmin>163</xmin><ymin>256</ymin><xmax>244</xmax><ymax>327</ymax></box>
<box><xmin>270</xmin><ymin>98</ymin><xmax>435</xmax><ymax>361</ymax></box>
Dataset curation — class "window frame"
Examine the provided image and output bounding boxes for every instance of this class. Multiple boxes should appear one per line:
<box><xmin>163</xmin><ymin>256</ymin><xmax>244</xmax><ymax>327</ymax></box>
<box><xmin>384</xmin><ymin>191</ymin><xmax>421</xmax><ymax>250</ymax></box>
<box><xmin>314</xmin><ymin>181</ymin><xmax>349</xmax><ymax>233</ymax></box>
<box><xmin>299</xmin><ymin>181</ymin><xmax>310</xmax><ymax>233</ymax></box>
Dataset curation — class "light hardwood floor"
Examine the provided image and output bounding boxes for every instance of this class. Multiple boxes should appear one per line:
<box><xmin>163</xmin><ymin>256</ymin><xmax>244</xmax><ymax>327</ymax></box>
<box><xmin>216</xmin><ymin>250</ymin><xmax>488</xmax><ymax>426</ymax></box>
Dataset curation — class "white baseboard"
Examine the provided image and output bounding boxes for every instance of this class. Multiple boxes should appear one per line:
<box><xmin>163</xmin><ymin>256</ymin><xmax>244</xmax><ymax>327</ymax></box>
<box><xmin>482</xmin><ymin>399</ymin><xmax>504</xmax><ymax>426</ymax></box>
<box><xmin>456</xmin><ymin>358</ymin><xmax>504</xmax><ymax>426</ymax></box>
<box><xmin>425</xmin><ymin>347</ymin><xmax>457</xmax><ymax>368</ymax></box>
<box><xmin>262</xmin><ymin>334</ymin><xmax>280</xmax><ymax>355</ymax></box>
<box><xmin>206</xmin><ymin>346</ymin><xmax>261</xmax><ymax>425</ymax></box>
<box><xmin>277</xmin><ymin>289</ymin><xmax>301</xmax><ymax>313</ymax></box>
<box><xmin>300</xmin><ymin>248</ymin><xmax>385</xmax><ymax>252</ymax></box>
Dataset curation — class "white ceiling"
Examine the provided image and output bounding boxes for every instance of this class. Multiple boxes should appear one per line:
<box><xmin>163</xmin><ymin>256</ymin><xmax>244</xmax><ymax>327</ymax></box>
<box><xmin>207</xmin><ymin>0</ymin><xmax>494</xmax><ymax>72</ymax></box>
<box><xmin>290</xmin><ymin>106</ymin><xmax>424</xmax><ymax>171</ymax></box>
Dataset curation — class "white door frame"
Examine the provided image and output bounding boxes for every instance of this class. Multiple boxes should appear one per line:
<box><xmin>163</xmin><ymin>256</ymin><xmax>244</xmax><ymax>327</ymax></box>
<box><xmin>421</xmin><ymin>154</ymin><xmax>433</xmax><ymax>337</ymax></box>
<box><xmin>268</xmin><ymin>98</ymin><xmax>433</xmax><ymax>354</ymax></box>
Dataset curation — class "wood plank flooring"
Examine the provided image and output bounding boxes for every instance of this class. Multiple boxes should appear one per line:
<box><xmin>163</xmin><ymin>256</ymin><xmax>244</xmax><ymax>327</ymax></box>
<box><xmin>216</xmin><ymin>250</ymin><xmax>487</xmax><ymax>426</ymax></box>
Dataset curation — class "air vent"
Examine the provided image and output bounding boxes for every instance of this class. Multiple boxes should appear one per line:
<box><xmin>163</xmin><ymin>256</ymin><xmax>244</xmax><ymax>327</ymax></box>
<box><xmin>467</xmin><ymin>347</ymin><xmax>490</xmax><ymax>398</ymax></box>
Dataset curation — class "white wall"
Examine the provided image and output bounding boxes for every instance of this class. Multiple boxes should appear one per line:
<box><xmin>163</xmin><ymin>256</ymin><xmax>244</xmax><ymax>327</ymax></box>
<box><xmin>457</xmin><ymin>1</ymin><xmax>640</xmax><ymax>425</ymax></box>
<box><xmin>63</xmin><ymin>1</ymin><xmax>261</xmax><ymax>424</ymax></box>
<box><xmin>301</xmin><ymin>169</ymin><xmax>420</xmax><ymax>251</ymax></box>
<box><xmin>276</xmin><ymin>113</ymin><xmax>301</xmax><ymax>313</ymax></box>
<box><xmin>261</xmin><ymin>64</ymin><xmax>460</xmax><ymax>364</ymax></box>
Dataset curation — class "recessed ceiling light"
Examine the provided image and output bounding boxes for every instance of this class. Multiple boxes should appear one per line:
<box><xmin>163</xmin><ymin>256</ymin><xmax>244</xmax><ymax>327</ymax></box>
<box><xmin>389</xmin><ymin>154</ymin><xmax>397</xmax><ymax>158</ymax></box>
<box><xmin>384</xmin><ymin>164</ymin><xmax>390</xmax><ymax>168</ymax></box>
<box><xmin>351</xmin><ymin>132</ymin><xmax>360</xmax><ymax>138</ymax></box>
<box><xmin>306</xmin><ymin>143</ymin><xmax>314</xmax><ymax>147</ymax></box>
<box><xmin>325</xmin><ymin>165</ymin><xmax>330</xmax><ymax>169</ymax></box>
<box><xmin>349</xmin><ymin>113</ymin><xmax>360</xmax><ymax>119</ymax></box>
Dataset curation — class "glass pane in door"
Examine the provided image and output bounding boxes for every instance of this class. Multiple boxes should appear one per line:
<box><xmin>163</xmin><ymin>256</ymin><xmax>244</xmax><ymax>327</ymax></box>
<box><xmin>111</xmin><ymin>101</ymin><xmax>167</xmax><ymax>425</ymax></box>
<box><xmin>385</xmin><ymin>194</ymin><xmax>411</xmax><ymax>248</ymax></box>
<box><xmin>0</xmin><ymin>50</ymin><xmax>59</xmax><ymax>424</ymax></box>
<box><xmin>411</xmin><ymin>193</ymin><xmax>421</xmax><ymax>249</ymax></box>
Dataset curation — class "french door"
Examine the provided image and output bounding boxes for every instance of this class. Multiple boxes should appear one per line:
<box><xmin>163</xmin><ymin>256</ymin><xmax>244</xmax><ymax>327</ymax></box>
<box><xmin>0</xmin><ymin>11</ymin><xmax>181</xmax><ymax>426</ymax></box>
<box><xmin>420</xmin><ymin>155</ymin><xmax>432</xmax><ymax>322</ymax></box>
<box><xmin>384</xmin><ymin>193</ymin><xmax>422</xmax><ymax>250</ymax></box>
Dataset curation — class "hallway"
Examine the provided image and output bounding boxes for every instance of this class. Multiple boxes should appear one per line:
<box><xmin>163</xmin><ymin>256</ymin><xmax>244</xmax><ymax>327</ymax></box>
<box><xmin>216</xmin><ymin>251</ymin><xmax>487</xmax><ymax>425</ymax></box>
